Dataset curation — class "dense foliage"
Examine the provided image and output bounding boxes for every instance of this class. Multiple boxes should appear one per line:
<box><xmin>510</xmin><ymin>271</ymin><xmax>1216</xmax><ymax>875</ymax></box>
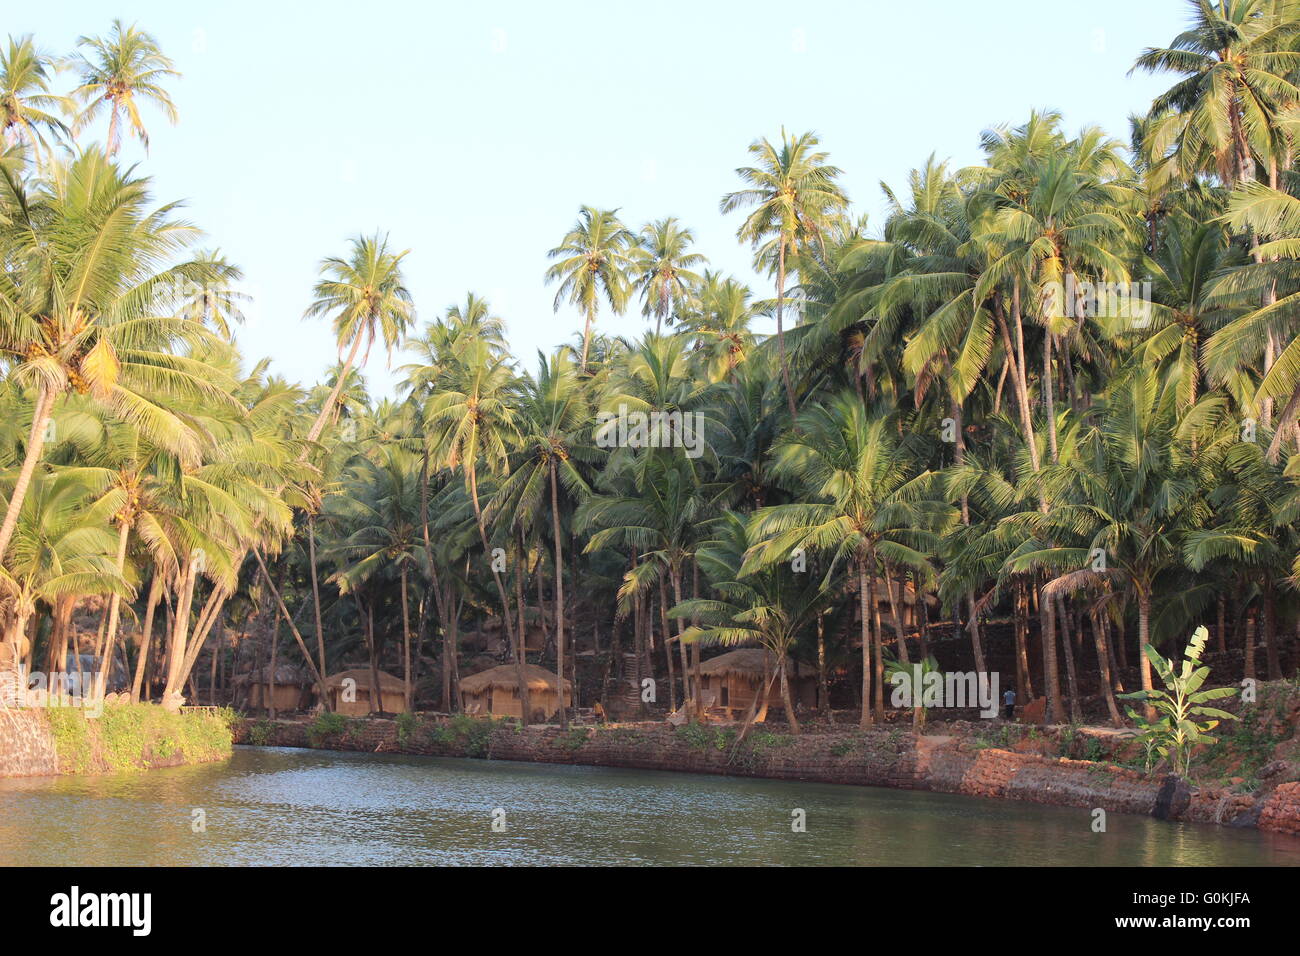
<box><xmin>4</xmin><ymin>4</ymin><xmax>1300</xmax><ymax>732</ymax></box>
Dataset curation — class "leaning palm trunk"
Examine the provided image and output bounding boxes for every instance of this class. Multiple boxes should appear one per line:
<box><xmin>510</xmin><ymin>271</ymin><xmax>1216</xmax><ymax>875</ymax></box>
<box><xmin>252</xmin><ymin>548</ymin><xmax>331</xmax><ymax>710</ymax></box>
<box><xmin>161</xmin><ymin>559</ymin><xmax>199</xmax><ymax>710</ymax></box>
<box><xmin>0</xmin><ymin>385</ymin><xmax>58</xmax><ymax>565</ymax></box>
<box><xmin>304</xmin><ymin>331</ymin><xmax>364</xmax><ymax>445</ymax></box>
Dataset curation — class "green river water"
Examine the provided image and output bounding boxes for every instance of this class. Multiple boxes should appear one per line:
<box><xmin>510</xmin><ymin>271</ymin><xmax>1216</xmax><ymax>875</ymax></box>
<box><xmin>1</xmin><ymin>746</ymin><xmax>1297</xmax><ymax>866</ymax></box>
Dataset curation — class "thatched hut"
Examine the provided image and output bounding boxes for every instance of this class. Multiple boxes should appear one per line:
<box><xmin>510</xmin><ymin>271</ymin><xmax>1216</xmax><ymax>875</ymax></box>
<box><xmin>697</xmin><ymin>648</ymin><xmax>818</xmax><ymax>720</ymax></box>
<box><xmin>459</xmin><ymin>663</ymin><xmax>571</xmax><ymax>722</ymax></box>
<box><xmin>323</xmin><ymin>668</ymin><xmax>407</xmax><ymax>716</ymax></box>
<box><xmin>240</xmin><ymin>663</ymin><xmax>314</xmax><ymax>712</ymax></box>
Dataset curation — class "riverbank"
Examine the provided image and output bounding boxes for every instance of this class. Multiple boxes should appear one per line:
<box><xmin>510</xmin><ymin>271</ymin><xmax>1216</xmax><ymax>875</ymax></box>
<box><xmin>0</xmin><ymin>702</ymin><xmax>234</xmax><ymax>776</ymax></box>
<box><xmin>234</xmin><ymin>709</ymin><xmax>1300</xmax><ymax>837</ymax></box>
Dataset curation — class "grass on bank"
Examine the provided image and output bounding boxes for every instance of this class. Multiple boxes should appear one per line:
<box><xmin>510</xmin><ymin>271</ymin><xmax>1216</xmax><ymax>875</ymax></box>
<box><xmin>44</xmin><ymin>703</ymin><xmax>236</xmax><ymax>774</ymax></box>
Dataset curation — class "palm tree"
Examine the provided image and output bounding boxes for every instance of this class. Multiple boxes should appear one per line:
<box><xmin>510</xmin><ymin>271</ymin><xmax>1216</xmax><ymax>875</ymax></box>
<box><xmin>720</xmin><ymin>129</ymin><xmax>849</xmax><ymax>422</ymax></box>
<box><xmin>674</xmin><ymin>510</ymin><xmax>829</xmax><ymax>735</ymax></box>
<box><xmin>1132</xmin><ymin>0</ymin><xmax>1300</xmax><ymax>187</ymax></box>
<box><xmin>743</xmin><ymin>393</ymin><xmax>944</xmax><ymax>727</ymax></box>
<box><xmin>423</xmin><ymin>336</ymin><xmax>531</xmax><ymax>718</ymax></box>
<box><xmin>678</xmin><ymin>272</ymin><xmax>758</xmax><ymax>382</ymax></box>
<box><xmin>546</xmin><ymin>206</ymin><xmax>636</xmax><ymax>371</ymax></box>
<box><xmin>69</xmin><ymin>19</ymin><xmax>179</xmax><ymax>155</ymax></box>
<box><xmin>327</xmin><ymin>444</ymin><xmax>425</xmax><ymax>710</ymax></box>
<box><xmin>0</xmin><ymin>35</ymin><xmax>72</xmax><ymax>162</ymax></box>
<box><xmin>0</xmin><ymin>148</ymin><xmax>236</xmax><ymax>566</ymax></box>
<box><xmin>492</xmin><ymin>349</ymin><xmax>594</xmax><ymax>729</ymax></box>
<box><xmin>302</xmin><ymin>233</ymin><xmax>413</xmax><ymax>446</ymax></box>
<box><xmin>631</xmin><ymin>218</ymin><xmax>705</xmax><ymax>334</ymax></box>
<box><xmin>1004</xmin><ymin>368</ymin><xmax>1208</xmax><ymax>718</ymax></box>
<box><xmin>0</xmin><ymin>468</ymin><xmax>128</xmax><ymax>667</ymax></box>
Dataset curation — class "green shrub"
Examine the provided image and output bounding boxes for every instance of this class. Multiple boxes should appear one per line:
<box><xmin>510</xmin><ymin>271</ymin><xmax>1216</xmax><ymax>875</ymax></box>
<box><xmin>308</xmin><ymin>711</ymin><xmax>350</xmax><ymax>746</ymax></box>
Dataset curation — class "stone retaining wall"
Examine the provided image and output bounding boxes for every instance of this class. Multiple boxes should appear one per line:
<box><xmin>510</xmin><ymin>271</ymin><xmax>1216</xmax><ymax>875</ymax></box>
<box><xmin>0</xmin><ymin>710</ymin><xmax>60</xmax><ymax>776</ymax></box>
<box><xmin>236</xmin><ymin>715</ymin><xmax>1300</xmax><ymax>835</ymax></box>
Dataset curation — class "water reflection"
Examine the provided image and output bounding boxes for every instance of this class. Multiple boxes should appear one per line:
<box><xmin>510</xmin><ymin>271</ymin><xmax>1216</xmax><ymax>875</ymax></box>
<box><xmin>0</xmin><ymin>746</ymin><xmax>1296</xmax><ymax>866</ymax></box>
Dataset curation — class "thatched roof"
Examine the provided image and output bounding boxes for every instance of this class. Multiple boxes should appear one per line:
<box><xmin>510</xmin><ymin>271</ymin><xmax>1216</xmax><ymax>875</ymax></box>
<box><xmin>460</xmin><ymin>663</ymin><xmax>571</xmax><ymax>695</ymax></box>
<box><xmin>240</xmin><ymin>663</ymin><xmax>312</xmax><ymax>686</ymax></box>
<box><xmin>323</xmin><ymin>668</ymin><xmax>404</xmax><ymax>693</ymax></box>
<box><xmin>698</xmin><ymin>648</ymin><xmax>809</xmax><ymax>678</ymax></box>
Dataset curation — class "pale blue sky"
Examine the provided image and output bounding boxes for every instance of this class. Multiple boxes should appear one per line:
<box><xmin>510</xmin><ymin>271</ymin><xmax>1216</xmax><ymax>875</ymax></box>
<box><xmin>15</xmin><ymin>0</ymin><xmax>1185</xmax><ymax>396</ymax></box>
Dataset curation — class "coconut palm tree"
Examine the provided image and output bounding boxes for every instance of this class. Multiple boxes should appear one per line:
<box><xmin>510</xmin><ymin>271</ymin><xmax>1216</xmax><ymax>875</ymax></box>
<box><xmin>68</xmin><ymin>19</ymin><xmax>179</xmax><ymax>155</ymax></box>
<box><xmin>1132</xmin><ymin>0</ymin><xmax>1300</xmax><ymax>187</ymax></box>
<box><xmin>720</xmin><ymin>129</ymin><xmax>849</xmax><ymax>422</ymax></box>
<box><xmin>423</xmin><ymin>336</ymin><xmax>532</xmax><ymax>718</ymax></box>
<box><xmin>742</xmin><ymin>393</ymin><xmax>945</xmax><ymax>726</ymax></box>
<box><xmin>491</xmin><ymin>349</ymin><xmax>595</xmax><ymax>729</ymax></box>
<box><xmin>0</xmin><ymin>468</ymin><xmax>128</xmax><ymax>667</ymax></box>
<box><xmin>0</xmin><ymin>148</ymin><xmax>236</xmax><ymax>565</ymax></box>
<box><xmin>673</xmin><ymin>510</ymin><xmax>830</xmax><ymax>735</ymax></box>
<box><xmin>302</xmin><ymin>233</ymin><xmax>413</xmax><ymax>446</ymax></box>
<box><xmin>327</xmin><ymin>443</ymin><xmax>425</xmax><ymax>710</ymax></box>
<box><xmin>546</xmin><ymin>207</ymin><xmax>636</xmax><ymax>372</ymax></box>
<box><xmin>0</xmin><ymin>35</ymin><xmax>72</xmax><ymax>162</ymax></box>
<box><xmin>631</xmin><ymin>218</ymin><xmax>705</xmax><ymax>334</ymax></box>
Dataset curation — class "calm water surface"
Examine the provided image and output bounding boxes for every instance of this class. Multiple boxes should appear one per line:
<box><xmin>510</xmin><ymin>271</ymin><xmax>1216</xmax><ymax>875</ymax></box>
<box><xmin>1</xmin><ymin>746</ymin><xmax>1297</xmax><ymax>866</ymax></box>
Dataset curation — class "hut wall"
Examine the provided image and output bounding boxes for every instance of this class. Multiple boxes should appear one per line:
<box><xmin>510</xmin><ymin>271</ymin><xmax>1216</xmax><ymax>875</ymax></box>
<box><xmin>250</xmin><ymin>682</ymin><xmax>308</xmax><ymax>711</ymax></box>
<box><xmin>330</xmin><ymin>687</ymin><xmax>407</xmax><ymax>716</ymax></box>
<box><xmin>475</xmin><ymin>685</ymin><xmax>569</xmax><ymax>721</ymax></box>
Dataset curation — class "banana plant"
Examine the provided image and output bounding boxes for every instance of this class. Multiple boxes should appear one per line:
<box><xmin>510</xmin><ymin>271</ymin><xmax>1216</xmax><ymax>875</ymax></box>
<box><xmin>1119</xmin><ymin>626</ymin><xmax>1237</xmax><ymax>776</ymax></box>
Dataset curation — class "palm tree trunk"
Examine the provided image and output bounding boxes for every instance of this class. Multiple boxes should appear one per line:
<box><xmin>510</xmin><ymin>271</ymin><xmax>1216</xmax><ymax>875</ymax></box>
<box><xmin>401</xmin><ymin>564</ymin><xmax>412</xmax><ymax>710</ymax></box>
<box><xmin>816</xmin><ymin>611</ymin><xmax>832</xmax><ymax>722</ymax></box>
<box><xmin>251</xmin><ymin>548</ymin><xmax>331</xmax><ymax>710</ymax></box>
<box><xmin>1137</xmin><ymin>588</ymin><xmax>1155</xmax><ymax>721</ymax></box>
<box><xmin>364</xmin><ymin>599</ymin><xmax>380</xmax><ymax>714</ymax></box>
<box><xmin>778</xmin><ymin>654</ymin><xmax>800</xmax><ymax>734</ymax></box>
<box><xmin>0</xmin><ymin>385</ymin><xmax>58</xmax><ymax>564</ymax></box>
<box><xmin>882</xmin><ymin>565</ymin><xmax>911</xmax><ymax>665</ymax></box>
<box><xmin>1091</xmin><ymin>608</ymin><xmax>1122</xmax><ymax>727</ymax></box>
<box><xmin>304</xmin><ymin>332</ymin><xmax>364</xmax><ymax>445</ymax></box>
<box><xmin>774</xmin><ymin>239</ymin><xmax>800</xmax><ymax>424</ymax></box>
<box><xmin>467</xmin><ymin>462</ymin><xmax>528</xmax><ymax>721</ymax></box>
<box><xmin>1040</xmin><ymin>581</ymin><xmax>1061</xmax><ymax>723</ymax></box>
<box><xmin>161</xmin><ymin>559</ymin><xmax>198</xmax><ymax>710</ymax></box>
<box><xmin>1044</xmin><ymin>333</ymin><xmax>1058</xmax><ymax>464</ymax></box>
<box><xmin>268</xmin><ymin>602</ymin><xmax>280</xmax><ymax>718</ymax></box>
<box><xmin>1263</xmin><ymin>581</ymin><xmax>1281</xmax><ymax>681</ymax></box>
<box><xmin>859</xmin><ymin>561</ymin><xmax>872</xmax><ymax>728</ymax></box>
<box><xmin>580</xmin><ymin>304</ymin><xmax>595</xmax><ymax>372</ymax></box>
<box><xmin>659</xmin><ymin>575</ymin><xmax>678</xmax><ymax>712</ymax></box>
<box><xmin>96</xmin><ymin>520</ymin><xmax>132</xmax><ymax>696</ymax></box>
<box><xmin>1057</xmin><ymin>596</ymin><xmax>1080</xmax><ymax>724</ymax></box>
<box><xmin>307</xmin><ymin>515</ymin><xmax>327</xmax><ymax>679</ymax></box>
<box><xmin>549</xmin><ymin>461</ymin><xmax>569</xmax><ymax>730</ymax></box>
